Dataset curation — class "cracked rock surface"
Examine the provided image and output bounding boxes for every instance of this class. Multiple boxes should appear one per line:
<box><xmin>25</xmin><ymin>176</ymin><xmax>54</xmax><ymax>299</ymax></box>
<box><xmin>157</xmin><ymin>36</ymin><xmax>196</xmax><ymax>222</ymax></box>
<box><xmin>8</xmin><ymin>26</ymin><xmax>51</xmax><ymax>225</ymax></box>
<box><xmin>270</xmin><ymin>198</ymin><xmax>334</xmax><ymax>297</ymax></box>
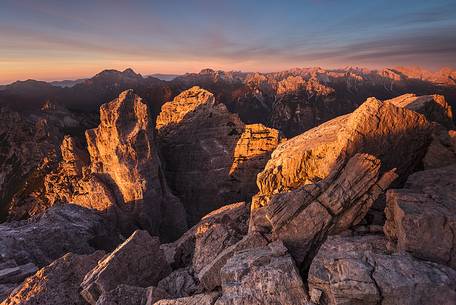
<box><xmin>308</xmin><ymin>235</ymin><xmax>456</xmax><ymax>305</ymax></box>
<box><xmin>385</xmin><ymin>164</ymin><xmax>456</xmax><ymax>268</ymax></box>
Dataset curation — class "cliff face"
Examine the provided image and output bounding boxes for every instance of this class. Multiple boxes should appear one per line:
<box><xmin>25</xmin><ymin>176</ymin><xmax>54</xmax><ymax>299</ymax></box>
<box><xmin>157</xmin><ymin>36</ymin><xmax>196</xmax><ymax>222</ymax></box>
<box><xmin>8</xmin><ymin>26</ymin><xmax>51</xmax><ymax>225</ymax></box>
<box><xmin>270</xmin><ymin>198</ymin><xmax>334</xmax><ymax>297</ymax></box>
<box><xmin>156</xmin><ymin>87</ymin><xmax>283</xmax><ymax>224</ymax></box>
<box><xmin>42</xmin><ymin>90</ymin><xmax>188</xmax><ymax>241</ymax></box>
<box><xmin>0</xmin><ymin>102</ymin><xmax>98</xmax><ymax>221</ymax></box>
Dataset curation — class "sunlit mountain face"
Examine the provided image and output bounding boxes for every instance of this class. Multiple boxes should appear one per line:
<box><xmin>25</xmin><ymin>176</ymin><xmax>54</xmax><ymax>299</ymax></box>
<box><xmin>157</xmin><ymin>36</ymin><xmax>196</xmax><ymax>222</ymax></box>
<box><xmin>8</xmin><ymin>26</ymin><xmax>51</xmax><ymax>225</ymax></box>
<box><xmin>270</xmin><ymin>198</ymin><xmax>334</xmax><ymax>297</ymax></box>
<box><xmin>1</xmin><ymin>1</ymin><xmax>456</xmax><ymax>304</ymax></box>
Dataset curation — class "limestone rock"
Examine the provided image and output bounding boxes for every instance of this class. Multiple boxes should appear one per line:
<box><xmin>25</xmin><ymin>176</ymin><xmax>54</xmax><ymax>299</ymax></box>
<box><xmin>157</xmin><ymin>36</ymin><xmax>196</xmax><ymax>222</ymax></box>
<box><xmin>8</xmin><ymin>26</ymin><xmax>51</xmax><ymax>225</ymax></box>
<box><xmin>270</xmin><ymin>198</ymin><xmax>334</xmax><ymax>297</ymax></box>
<box><xmin>0</xmin><ymin>107</ymin><xmax>57</xmax><ymax>221</ymax></box>
<box><xmin>215</xmin><ymin>241</ymin><xmax>309</xmax><ymax>305</ymax></box>
<box><xmin>250</xmin><ymin>153</ymin><xmax>397</xmax><ymax>266</ymax></box>
<box><xmin>198</xmin><ymin>232</ymin><xmax>269</xmax><ymax>291</ymax></box>
<box><xmin>154</xmin><ymin>292</ymin><xmax>220</xmax><ymax>305</ymax></box>
<box><xmin>256</xmin><ymin>97</ymin><xmax>432</xmax><ymax>204</ymax></box>
<box><xmin>0</xmin><ymin>102</ymin><xmax>98</xmax><ymax>221</ymax></box>
<box><xmin>0</xmin><ymin>204</ymin><xmax>118</xmax><ymax>268</ymax></box>
<box><xmin>43</xmin><ymin>136</ymin><xmax>117</xmax><ymax>212</ymax></box>
<box><xmin>157</xmin><ymin>267</ymin><xmax>201</xmax><ymax>298</ymax></box>
<box><xmin>2</xmin><ymin>251</ymin><xmax>104</xmax><ymax>305</ymax></box>
<box><xmin>162</xmin><ymin>201</ymin><xmax>249</xmax><ymax>271</ymax></box>
<box><xmin>192</xmin><ymin>202</ymin><xmax>249</xmax><ymax>274</ymax></box>
<box><xmin>85</xmin><ymin>89</ymin><xmax>187</xmax><ymax>239</ymax></box>
<box><xmin>422</xmin><ymin>125</ymin><xmax>456</xmax><ymax>169</ymax></box>
<box><xmin>308</xmin><ymin>235</ymin><xmax>456</xmax><ymax>305</ymax></box>
<box><xmin>384</xmin><ymin>164</ymin><xmax>456</xmax><ymax>268</ymax></box>
<box><xmin>385</xmin><ymin>93</ymin><xmax>454</xmax><ymax>129</ymax></box>
<box><xmin>81</xmin><ymin>230</ymin><xmax>171</xmax><ymax>305</ymax></box>
<box><xmin>96</xmin><ymin>285</ymin><xmax>170</xmax><ymax>305</ymax></box>
<box><xmin>157</xmin><ymin>87</ymin><xmax>281</xmax><ymax>224</ymax></box>
<box><xmin>229</xmin><ymin>123</ymin><xmax>284</xmax><ymax>197</ymax></box>
<box><xmin>270</xmin><ymin>75</ymin><xmax>337</xmax><ymax>137</ymax></box>
<box><xmin>0</xmin><ymin>263</ymin><xmax>37</xmax><ymax>284</ymax></box>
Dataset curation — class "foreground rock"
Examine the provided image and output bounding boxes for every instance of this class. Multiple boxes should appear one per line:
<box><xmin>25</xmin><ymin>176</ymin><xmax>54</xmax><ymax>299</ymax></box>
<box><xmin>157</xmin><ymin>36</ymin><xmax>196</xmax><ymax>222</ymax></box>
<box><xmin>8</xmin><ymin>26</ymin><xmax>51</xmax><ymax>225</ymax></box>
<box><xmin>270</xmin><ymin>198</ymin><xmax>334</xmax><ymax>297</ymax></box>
<box><xmin>422</xmin><ymin>126</ymin><xmax>456</xmax><ymax>169</ymax></box>
<box><xmin>157</xmin><ymin>267</ymin><xmax>201</xmax><ymax>298</ymax></box>
<box><xmin>198</xmin><ymin>232</ymin><xmax>268</xmax><ymax>291</ymax></box>
<box><xmin>308</xmin><ymin>235</ymin><xmax>456</xmax><ymax>305</ymax></box>
<box><xmin>96</xmin><ymin>285</ymin><xmax>170</xmax><ymax>305</ymax></box>
<box><xmin>3</xmin><ymin>251</ymin><xmax>104</xmax><ymax>305</ymax></box>
<box><xmin>250</xmin><ymin>153</ymin><xmax>397</xmax><ymax>266</ymax></box>
<box><xmin>215</xmin><ymin>241</ymin><xmax>309</xmax><ymax>305</ymax></box>
<box><xmin>163</xmin><ymin>201</ymin><xmax>249</xmax><ymax>271</ymax></box>
<box><xmin>0</xmin><ymin>204</ymin><xmax>118</xmax><ymax>268</ymax></box>
<box><xmin>157</xmin><ymin>87</ymin><xmax>282</xmax><ymax>224</ymax></box>
<box><xmin>154</xmin><ymin>292</ymin><xmax>220</xmax><ymax>305</ymax></box>
<box><xmin>44</xmin><ymin>136</ymin><xmax>115</xmax><ymax>211</ymax></box>
<box><xmin>81</xmin><ymin>230</ymin><xmax>171</xmax><ymax>305</ymax></box>
<box><xmin>385</xmin><ymin>93</ymin><xmax>454</xmax><ymax>129</ymax></box>
<box><xmin>384</xmin><ymin>164</ymin><xmax>456</xmax><ymax>268</ymax></box>
<box><xmin>255</xmin><ymin>97</ymin><xmax>431</xmax><ymax>204</ymax></box>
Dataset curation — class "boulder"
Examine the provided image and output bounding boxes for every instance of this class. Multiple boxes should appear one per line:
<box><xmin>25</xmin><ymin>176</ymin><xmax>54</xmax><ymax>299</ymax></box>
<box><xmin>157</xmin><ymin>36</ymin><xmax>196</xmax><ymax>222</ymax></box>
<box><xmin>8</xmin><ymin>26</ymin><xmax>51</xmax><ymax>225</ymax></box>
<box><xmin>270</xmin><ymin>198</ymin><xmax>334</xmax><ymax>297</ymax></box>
<box><xmin>0</xmin><ymin>263</ymin><xmax>37</xmax><ymax>284</ymax></box>
<box><xmin>308</xmin><ymin>235</ymin><xmax>456</xmax><ymax>305</ymax></box>
<box><xmin>0</xmin><ymin>204</ymin><xmax>118</xmax><ymax>268</ymax></box>
<box><xmin>197</xmin><ymin>232</ymin><xmax>269</xmax><ymax>291</ymax></box>
<box><xmin>153</xmin><ymin>292</ymin><xmax>220</xmax><ymax>305</ymax></box>
<box><xmin>384</xmin><ymin>164</ymin><xmax>456</xmax><ymax>268</ymax></box>
<box><xmin>422</xmin><ymin>125</ymin><xmax>456</xmax><ymax>169</ymax></box>
<box><xmin>157</xmin><ymin>86</ymin><xmax>282</xmax><ymax>224</ymax></box>
<box><xmin>81</xmin><ymin>230</ymin><xmax>171</xmax><ymax>305</ymax></box>
<box><xmin>385</xmin><ymin>93</ymin><xmax>454</xmax><ymax>129</ymax></box>
<box><xmin>157</xmin><ymin>267</ymin><xmax>201</xmax><ymax>298</ymax></box>
<box><xmin>43</xmin><ymin>136</ymin><xmax>117</xmax><ymax>211</ymax></box>
<box><xmin>162</xmin><ymin>201</ymin><xmax>249</xmax><ymax>271</ymax></box>
<box><xmin>250</xmin><ymin>153</ymin><xmax>397</xmax><ymax>266</ymax></box>
<box><xmin>96</xmin><ymin>285</ymin><xmax>170</xmax><ymax>305</ymax></box>
<box><xmin>255</xmin><ymin>97</ymin><xmax>432</xmax><ymax>205</ymax></box>
<box><xmin>2</xmin><ymin>251</ymin><xmax>104</xmax><ymax>305</ymax></box>
<box><xmin>215</xmin><ymin>241</ymin><xmax>309</xmax><ymax>305</ymax></box>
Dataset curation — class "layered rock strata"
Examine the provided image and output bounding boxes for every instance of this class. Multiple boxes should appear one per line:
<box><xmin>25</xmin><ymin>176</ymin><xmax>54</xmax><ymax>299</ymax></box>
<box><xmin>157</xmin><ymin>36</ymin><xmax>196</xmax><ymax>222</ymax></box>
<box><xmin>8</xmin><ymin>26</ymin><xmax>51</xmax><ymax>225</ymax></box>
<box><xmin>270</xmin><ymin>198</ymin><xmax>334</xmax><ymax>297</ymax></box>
<box><xmin>157</xmin><ymin>86</ymin><xmax>282</xmax><ymax>224</ymax></box>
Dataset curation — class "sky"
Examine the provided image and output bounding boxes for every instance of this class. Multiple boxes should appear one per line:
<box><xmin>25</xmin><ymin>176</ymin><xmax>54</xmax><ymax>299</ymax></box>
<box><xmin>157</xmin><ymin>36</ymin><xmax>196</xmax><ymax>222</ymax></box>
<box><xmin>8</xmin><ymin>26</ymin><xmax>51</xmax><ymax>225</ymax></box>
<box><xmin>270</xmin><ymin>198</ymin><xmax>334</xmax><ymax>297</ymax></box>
<box><xmin>0</xmin><ymin>0</ymin><xmax>455</xmax><ymax>84</ymax></box>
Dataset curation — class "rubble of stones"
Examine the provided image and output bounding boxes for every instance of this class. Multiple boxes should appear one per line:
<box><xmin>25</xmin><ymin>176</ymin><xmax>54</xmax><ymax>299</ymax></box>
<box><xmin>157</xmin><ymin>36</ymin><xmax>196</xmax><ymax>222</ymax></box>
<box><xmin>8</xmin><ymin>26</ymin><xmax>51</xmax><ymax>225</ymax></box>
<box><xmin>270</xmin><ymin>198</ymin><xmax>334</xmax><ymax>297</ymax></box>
<box><xmin>0</xmin><ymin>87</ymin><xmax>455</xmax><ymax>305</ymax></box>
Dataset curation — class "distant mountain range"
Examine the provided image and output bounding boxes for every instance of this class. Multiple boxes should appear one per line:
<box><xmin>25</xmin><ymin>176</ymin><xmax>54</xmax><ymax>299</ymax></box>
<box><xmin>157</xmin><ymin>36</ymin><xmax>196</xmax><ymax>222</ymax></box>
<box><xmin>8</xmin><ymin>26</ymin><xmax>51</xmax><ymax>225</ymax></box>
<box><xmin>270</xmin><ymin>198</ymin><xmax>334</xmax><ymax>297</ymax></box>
<box><xmin>0</xmin><ymin>66</ymin><xmax>454</xmax><ymax>136</ymax></box>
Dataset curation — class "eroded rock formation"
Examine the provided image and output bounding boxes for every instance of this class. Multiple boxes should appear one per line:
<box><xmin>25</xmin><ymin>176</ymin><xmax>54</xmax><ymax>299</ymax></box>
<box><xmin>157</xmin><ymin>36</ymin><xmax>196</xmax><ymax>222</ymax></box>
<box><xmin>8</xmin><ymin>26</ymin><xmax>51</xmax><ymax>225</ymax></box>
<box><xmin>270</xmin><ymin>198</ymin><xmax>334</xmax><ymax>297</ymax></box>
<box><xmin>2</xmin><ymin>251</ymin><xmax>104</xmax><ymax>305</ymax></box>
<box><xmin>215</xmin><ymin>241</ymin><xmax>309</xmax><ymax>305</ymax></box>
<box><xmin>251</xmin><ymin>153</ymin><xmax>397</xmax><ymax>267</ymax></box>
<box><xmin>308</xmin><ymin>235</ymin><xmax>456</xmax><ymax>305</ymax></box>
<box><xmin>157</xmin><ymin>86</ymin><xmax>282</xmax><ymax>224</ymax></box>
<box><xmin>41</xmin><ymin>90</ymin><xmax>187</xmax><ymax>240</ymax></box>
<box><xmin>81</xmin><ymin>230</ymin><xmax>171</xmax><ymax>305</ymax></box>
<box><xmin>385</xmin><ymin>164</ymin><xmax>456</xmax><ymax>268</ymax></box>
<box><xmin>255</xmin><ymin>97</ymin><xmax>432</xmax><ymax>204</ymax></box>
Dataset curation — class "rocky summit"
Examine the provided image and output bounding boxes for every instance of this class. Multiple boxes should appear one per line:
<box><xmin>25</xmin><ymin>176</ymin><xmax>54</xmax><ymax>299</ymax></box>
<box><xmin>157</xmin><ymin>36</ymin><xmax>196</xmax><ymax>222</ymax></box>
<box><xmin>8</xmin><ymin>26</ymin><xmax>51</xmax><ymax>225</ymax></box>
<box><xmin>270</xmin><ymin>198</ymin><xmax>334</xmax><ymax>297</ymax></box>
<box><xmin>0</xmin><ymin>69</ymin><xmax>456</xmax><ymax>305</ymax></box>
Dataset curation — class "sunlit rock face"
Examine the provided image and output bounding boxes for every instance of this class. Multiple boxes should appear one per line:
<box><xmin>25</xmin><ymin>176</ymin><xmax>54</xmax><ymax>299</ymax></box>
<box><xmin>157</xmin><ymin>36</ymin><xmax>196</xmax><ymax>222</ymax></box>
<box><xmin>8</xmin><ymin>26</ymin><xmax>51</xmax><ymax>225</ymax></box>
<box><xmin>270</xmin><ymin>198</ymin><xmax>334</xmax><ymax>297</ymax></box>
<box><xmin>84</xmin><ymin>90</ymin><xmax>187</xmax><ymax>239</ymax></box>
<box><xmin>249</xmin><ymin>97</ymin><xmax>435</xmax><ymax>268</ymax></box>
<box><xmin>157</xmin><ymin>86</ymin><xmax>283</xmax><ymax>224</ymax></box>
<box><xmin>255</xmin><ymin>97</ymin><xmax>433</xmax><ymax>205</ymax></box>
<box><xmin>42</xmin><ymin>90</ymin><xmax>187</xmax><ymax>241</ymax></box>
<box><xmin>385</xmin><ymin>93</ymin><xmax>454</xmax><ymax>129</ymax></box>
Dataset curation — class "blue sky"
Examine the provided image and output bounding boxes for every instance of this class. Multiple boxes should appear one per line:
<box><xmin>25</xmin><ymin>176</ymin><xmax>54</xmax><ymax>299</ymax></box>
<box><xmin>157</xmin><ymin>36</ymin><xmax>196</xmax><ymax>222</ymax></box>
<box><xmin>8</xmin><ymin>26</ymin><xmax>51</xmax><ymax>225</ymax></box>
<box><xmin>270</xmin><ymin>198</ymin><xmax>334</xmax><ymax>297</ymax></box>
<box><xmin>0</xmin><ymin>0</ymin><xmax>455</xmax><ymax>83</ymax></box>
